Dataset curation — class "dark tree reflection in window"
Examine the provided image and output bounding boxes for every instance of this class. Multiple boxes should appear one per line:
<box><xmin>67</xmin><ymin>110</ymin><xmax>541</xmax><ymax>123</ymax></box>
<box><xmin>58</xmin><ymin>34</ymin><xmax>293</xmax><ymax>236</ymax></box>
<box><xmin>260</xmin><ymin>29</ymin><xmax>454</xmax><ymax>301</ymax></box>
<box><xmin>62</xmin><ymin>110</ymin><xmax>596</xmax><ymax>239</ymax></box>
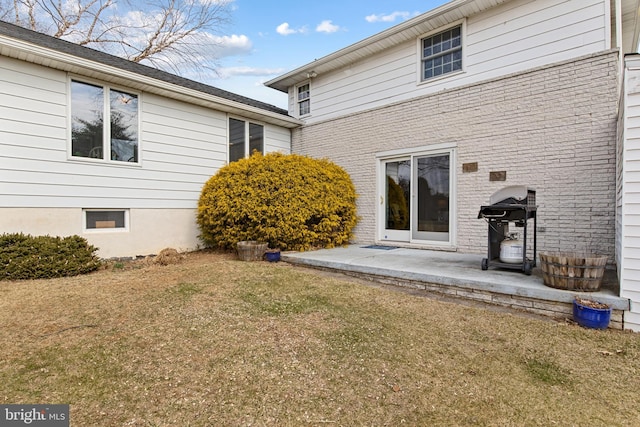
<box><xmin>386</xmin><ymin>160</ymin><xmax>411</xmax><ymax>230</ymax></box>
<box><xmin>417</xmin><ymin>155</ymin><xmax>450</xmax><ymax>233</ymax></box>
<box><xmin>71</xmin><ymin>81</ymin><xmax>103</xmax><ymax>158</ymax></box>
<box><xmin>249</xmin><ymin>122</ymin><xmax>264</xmax><ymax>155</ymax></box>
<box><xmin>71</xmin><ymin>81</ymin><xmax>139</xmax><ymax>162</ymax></box>
<box><xmin>229</xmin><ymin>118</ymin><xmax>245</xmax><ymax>163</ymax></box>
<box><xmin>110</xmin><ymin>90</ymin><xmax>138</xmax><ymax>162</ymax></box>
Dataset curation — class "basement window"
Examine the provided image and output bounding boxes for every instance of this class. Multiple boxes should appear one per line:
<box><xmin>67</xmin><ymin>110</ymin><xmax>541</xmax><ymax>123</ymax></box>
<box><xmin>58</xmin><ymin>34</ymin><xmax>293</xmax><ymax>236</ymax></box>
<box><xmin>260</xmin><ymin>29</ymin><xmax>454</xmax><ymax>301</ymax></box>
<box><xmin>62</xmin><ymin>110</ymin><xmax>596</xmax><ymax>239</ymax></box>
<box><xmin>84</xmin><ymin>209</ymin><xmax>128</xmax><ymax>231</ymax></box>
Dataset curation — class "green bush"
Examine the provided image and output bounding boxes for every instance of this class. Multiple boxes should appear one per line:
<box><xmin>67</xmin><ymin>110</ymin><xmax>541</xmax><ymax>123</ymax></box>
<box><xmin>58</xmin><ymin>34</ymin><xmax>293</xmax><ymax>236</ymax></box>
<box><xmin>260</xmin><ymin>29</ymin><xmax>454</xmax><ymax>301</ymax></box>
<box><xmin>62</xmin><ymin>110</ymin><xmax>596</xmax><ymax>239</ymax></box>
<box><xmin>0</xmin><ymin>233</ymin><xmax>101</xmax><ymax>280</ymax></box>
<box><xmin>197</xmin><ymin>152</ymin><xmax>359</xmax><ymax>251</ymax></box>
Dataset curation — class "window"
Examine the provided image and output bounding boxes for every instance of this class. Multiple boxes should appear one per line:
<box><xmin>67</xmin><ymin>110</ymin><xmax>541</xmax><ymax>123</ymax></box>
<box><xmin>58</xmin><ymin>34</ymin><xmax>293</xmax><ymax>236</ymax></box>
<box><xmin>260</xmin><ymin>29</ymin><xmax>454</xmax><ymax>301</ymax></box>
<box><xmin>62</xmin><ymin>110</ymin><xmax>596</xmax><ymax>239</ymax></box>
<box><xmin>71</xmin><ymin>80</ymin><xmax>139</xmax><ymax>163</ymax></box>
<box><xmin>421</xmin><ymin>25</ymin><xmax>462</xmax><ymax>81</ymax></box>
<box><xmin>229</xmin><ymin>118</ymin><xmax>264</xmax><ymax>162</ymax></box>
<box><xmin>84</xmin><ymin>210</ymin><xmax>128</xmax><ymax>231</ymax></box>
<box><xmin>297</xmin><ymin>83</ymin><xmax>310</xmax><ymax>116</ymax></box>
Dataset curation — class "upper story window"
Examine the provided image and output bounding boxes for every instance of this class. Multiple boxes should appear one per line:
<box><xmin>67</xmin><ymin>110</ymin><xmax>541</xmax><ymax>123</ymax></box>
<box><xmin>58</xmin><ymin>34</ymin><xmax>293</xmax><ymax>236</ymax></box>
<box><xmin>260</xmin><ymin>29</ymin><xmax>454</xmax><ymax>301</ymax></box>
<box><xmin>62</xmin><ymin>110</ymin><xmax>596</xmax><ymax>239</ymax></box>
<box><xmin>297</xmin><ymin>83</ymin><xmax>310</xmax><ymax>116</ymax></box>
<box><xmin>229</xmin><ymin>118</ymin><xmax>264</xmax><ymax>162</ymax></box>
<box><xmin>421</xmin><ymin>25</ymin><xmax>462</xmax><ymax>81</ymax></box>
<box><xmin>70</xmin><ymin>79</ymin><xmax>139</xmax><ymax>163</ymax></box>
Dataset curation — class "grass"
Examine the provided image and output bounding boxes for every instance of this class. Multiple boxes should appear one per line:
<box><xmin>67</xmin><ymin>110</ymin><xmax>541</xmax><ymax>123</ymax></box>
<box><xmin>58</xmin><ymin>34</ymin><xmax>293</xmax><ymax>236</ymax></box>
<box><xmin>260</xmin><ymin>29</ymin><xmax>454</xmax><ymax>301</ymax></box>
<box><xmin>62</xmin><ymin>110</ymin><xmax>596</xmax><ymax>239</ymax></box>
<box><xmin>1</xmin><ymin>250</ymin><xmax>639</xmax><ymax>426</ymax></box>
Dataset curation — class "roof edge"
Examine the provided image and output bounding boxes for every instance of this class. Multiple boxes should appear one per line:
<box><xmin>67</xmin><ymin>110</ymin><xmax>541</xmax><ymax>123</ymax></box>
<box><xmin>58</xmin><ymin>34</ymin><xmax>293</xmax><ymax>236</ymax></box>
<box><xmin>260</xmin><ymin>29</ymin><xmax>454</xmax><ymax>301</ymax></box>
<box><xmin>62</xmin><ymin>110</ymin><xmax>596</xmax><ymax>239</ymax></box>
<box><xmin>0</xmin><ymin>21</ymin><xmax>300</xmax><ymax>127</ymax></box>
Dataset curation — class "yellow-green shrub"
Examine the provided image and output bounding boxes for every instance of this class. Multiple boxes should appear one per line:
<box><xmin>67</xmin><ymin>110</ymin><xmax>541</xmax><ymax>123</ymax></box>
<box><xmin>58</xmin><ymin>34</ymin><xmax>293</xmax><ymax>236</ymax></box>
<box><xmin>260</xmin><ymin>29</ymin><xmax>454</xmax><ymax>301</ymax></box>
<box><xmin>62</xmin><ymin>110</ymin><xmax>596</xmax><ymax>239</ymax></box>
<box><xmin>197</xmin><ymin>152</ymin><xmax>358</xmax><ymax>251</ymax></box>
<box><xmin>0</xmin><ymin>233</ymin><xmax>101</xmax><ymax>280</ymax></box>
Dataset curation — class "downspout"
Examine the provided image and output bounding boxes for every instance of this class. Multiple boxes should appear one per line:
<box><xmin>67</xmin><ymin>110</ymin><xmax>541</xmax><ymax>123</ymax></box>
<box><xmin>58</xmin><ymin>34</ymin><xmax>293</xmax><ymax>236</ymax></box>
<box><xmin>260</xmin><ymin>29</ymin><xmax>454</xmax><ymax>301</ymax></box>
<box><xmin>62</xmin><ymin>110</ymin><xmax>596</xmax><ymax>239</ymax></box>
<box><xmin>614</xmin><ymin>0</ymin><xmax>623</xmax><ymax>285</ymax></box>
<box><xmin>615</xmin><ymin>0</ymin><xmax>624</xmax><ymax>103</ymax></box>
<box><xmin>633</xmin><ymin>0</ymin><xmax>640</xmax><ymax>53</ymax></box>
<box><xmin>616</xmin><ymin>0</ymin><xmax>623</xmax><ymax>52</ymax></box>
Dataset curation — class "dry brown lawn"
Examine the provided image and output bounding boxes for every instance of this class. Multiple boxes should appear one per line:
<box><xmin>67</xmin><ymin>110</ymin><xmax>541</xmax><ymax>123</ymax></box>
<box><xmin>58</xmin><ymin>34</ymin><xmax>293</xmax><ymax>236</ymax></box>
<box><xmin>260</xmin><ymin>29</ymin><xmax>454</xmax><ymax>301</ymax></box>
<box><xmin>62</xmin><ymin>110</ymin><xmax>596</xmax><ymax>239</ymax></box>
<box><xmin>1</xmin><ymin>251</ymin><xmax>639</xmax><ymax>426</ymax></box>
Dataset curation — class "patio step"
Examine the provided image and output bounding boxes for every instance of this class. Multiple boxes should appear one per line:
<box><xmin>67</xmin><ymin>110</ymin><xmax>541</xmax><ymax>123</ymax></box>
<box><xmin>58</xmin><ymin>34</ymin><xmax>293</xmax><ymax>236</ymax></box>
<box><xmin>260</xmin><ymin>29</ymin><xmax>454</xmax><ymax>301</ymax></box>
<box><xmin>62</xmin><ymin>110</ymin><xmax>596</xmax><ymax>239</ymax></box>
<box><xmin>281</xmin><ymin>246</ymin><xmax>630</xmax><ymax>329</ymax></box>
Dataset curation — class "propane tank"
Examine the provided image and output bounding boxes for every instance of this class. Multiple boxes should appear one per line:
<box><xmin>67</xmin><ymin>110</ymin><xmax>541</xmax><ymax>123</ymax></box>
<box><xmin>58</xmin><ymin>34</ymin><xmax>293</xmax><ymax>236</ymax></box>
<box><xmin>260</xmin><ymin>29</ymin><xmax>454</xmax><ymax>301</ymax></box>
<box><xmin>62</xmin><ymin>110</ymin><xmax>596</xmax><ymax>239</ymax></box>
<box><xmin>500</xmin><ymin>233</ymin><xmax>523</xmax><ymax>264</ymax></box>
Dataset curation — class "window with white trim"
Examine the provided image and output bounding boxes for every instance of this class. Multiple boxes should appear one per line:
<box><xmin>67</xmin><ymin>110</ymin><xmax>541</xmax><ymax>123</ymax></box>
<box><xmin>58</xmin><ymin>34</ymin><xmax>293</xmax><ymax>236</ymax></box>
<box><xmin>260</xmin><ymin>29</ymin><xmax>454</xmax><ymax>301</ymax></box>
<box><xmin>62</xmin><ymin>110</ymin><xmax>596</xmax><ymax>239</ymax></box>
<box><xmin>421</xmin><ymin>25</ymin><xmax>462</xmax><ymax>81</ymax></box>
<box><xmin>297</xmin><ymin>83</ymin><xmax>310</xmax><ymax>116</ymax></box>
<box><xmin>84</xmin><ymin>209</ymin><xmax>128</xmax><ymax>231</ymax></box>
<box><xmin>229</xmin><ymin>118</ymin><xmax>264</xmax><ymax>162</ymax></box>
<box><xmin>71</xmin><ymin>79</ymin><xmax>139</xmax><ymax>163</ymax></box>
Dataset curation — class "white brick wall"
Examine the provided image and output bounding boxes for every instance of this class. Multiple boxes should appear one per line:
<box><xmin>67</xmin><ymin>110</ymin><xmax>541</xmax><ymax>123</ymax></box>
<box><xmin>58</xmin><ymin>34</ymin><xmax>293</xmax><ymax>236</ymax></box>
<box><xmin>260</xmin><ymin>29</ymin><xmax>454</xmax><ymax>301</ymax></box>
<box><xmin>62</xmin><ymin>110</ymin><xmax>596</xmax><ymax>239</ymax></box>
<box><xmin>292</xmin><ymin>51</ymin><xmax>619</xmax><ymax>259</ymax></box>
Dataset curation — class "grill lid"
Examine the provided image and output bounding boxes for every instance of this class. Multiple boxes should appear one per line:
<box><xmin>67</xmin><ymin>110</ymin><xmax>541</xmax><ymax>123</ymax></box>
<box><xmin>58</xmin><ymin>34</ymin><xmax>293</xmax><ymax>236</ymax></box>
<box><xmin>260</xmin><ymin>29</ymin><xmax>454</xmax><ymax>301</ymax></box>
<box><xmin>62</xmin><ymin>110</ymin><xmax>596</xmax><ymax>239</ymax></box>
<box><xmin>489</xmin><ymin>185</ymin><xmax>532</xmax><ymax>205</ymax></box>
<box><xmin>478</xmin><ymin>185</ymin><xmax>536</xmax><ymax>220</ymax></box>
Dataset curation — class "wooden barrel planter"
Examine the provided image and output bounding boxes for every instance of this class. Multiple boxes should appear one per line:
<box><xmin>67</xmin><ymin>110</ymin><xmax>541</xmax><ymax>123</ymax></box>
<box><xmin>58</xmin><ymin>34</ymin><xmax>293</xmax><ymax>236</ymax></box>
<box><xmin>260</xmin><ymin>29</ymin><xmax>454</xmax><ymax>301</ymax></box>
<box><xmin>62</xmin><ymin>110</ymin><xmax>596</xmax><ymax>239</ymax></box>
<box><xmin>237</xmin><ymin>241</ymin><xmax>268</xmax><ymax>261</ymax></box>
<box><xmin>540</xmin><ymin>252</ymin><xmax>607</xmax><ymax>291</ymax></box>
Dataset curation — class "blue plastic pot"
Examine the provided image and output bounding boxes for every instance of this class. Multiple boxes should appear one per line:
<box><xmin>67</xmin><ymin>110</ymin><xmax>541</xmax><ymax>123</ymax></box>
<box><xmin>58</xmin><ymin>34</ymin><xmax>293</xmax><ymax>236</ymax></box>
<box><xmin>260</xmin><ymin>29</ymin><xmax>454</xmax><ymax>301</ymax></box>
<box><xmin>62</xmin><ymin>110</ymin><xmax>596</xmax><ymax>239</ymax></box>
<box><xmin>265</xmin><ymin>250</ymin><xmax>281</xmax><ymax>262</ymax></box>
<box><xmin>573</xmin><ymin>299</ymin><xmax>611</xmax><ymax>329</ymax></box>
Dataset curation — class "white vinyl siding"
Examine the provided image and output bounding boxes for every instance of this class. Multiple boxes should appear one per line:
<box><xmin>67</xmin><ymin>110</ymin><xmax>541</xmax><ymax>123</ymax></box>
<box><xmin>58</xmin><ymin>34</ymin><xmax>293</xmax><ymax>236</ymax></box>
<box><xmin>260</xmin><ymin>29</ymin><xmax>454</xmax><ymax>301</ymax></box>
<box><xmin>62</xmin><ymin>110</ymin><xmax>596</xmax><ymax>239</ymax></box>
<box><xmin>265</xmin><ymin>124</ymin><xmax>292</xmax><ymax>153</ymax></box>
<box><xmin>302</xmin><ymin>0</ymin><xmax>608</xmax><ymax>123</ymax></box>
<box><xmin>0</xmin><ymin>57</ymin><xmax>290</xmax><ymax>211</ymax></box>
<box><xmin>1</xmin><ymin>62</ymin><xmax>224</xmax><ymax>209</ymax></box>
<box><xmin>0</xmin><ymin>57</ymin><xmax>68</xmax><ymax>159</ymax></box>
<box><xmin>619</xmin><ymin>56</ymin><xmax>640</xmax><ymax>331</ymax></box>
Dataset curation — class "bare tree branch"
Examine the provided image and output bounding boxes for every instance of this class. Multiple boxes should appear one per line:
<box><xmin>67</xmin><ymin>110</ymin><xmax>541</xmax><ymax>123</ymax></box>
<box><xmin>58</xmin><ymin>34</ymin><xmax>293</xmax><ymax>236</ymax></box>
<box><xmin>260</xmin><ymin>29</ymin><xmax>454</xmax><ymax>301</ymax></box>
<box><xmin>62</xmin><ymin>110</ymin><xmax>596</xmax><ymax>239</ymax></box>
<box><xmin>0</xmin><ymin>0</ymin><xmax>233</xmax><ymax>75</ymax></box>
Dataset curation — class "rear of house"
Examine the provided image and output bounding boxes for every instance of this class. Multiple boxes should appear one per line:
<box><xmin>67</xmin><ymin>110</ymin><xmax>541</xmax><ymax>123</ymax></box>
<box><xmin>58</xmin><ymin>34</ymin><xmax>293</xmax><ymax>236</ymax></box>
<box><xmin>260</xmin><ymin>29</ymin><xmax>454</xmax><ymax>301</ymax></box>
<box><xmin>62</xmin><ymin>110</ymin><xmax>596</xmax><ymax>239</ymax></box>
<box><xmin>0</xmin><ymin>21</ymin><xmax>299</xmax><ymax>258</ymax></box>
<box><xmin>267</xmin><ymin>0</ymin><xmax>640</xmax><ymax>330</ymax></box>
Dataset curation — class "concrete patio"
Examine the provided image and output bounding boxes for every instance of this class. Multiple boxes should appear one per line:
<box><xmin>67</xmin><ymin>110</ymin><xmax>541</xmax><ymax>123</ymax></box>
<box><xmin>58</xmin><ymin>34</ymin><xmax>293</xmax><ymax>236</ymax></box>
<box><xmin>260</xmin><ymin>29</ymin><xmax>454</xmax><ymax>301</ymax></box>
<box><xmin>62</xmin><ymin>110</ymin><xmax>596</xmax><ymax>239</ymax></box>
<box><xmin>281</xmin><ymin>245</ymin><xmax>630</xmax><ymax>329</ymax></box>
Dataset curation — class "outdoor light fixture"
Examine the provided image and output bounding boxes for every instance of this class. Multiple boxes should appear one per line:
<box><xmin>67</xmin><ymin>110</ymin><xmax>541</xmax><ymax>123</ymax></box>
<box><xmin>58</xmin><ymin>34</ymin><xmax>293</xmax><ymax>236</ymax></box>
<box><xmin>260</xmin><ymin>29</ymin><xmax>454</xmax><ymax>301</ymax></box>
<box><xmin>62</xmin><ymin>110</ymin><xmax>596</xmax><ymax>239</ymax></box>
<box><xmin>306</xmin><ymin>71</ymin><xmax>317</xmax><ymax>79</ymax></box>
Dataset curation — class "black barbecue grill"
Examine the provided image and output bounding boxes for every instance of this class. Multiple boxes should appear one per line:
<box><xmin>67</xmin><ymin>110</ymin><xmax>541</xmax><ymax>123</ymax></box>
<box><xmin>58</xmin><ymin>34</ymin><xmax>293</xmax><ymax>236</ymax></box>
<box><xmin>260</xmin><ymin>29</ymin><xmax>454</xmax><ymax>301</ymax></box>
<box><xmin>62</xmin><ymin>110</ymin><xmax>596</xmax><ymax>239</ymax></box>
<box><xmin>478</xmin><ymin>186</ymin><xmax>537</xmax><ymax>275</ymax></box>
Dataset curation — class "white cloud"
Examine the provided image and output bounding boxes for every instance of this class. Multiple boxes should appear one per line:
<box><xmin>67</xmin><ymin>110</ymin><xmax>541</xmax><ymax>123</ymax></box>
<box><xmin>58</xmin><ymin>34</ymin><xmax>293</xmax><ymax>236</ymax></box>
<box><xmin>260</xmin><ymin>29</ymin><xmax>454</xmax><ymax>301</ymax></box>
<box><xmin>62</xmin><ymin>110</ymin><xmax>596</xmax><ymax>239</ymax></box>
<box><xmin>316</xmin><ymin>20</ymin><xmax>340</xmax><ymax>34</ymax></box>
<box><xmin>276</xmin><ymin>22</ymin><xmax>307</xmax><ymax>36</ymax></box>
<box><xmin>216</xmin><ymin>66</ymin><xmax>286</xmax><ymax>79</ymax></box>
<box><xmin>137</xmin><ymin>31</ymin><xmax>252</xmax><ymax>76</ymax></box>
<box><xmin>365</xmin><ymin>11</ymin><xmax>413</xmax><ymax>23</ymax></box>
<box><xmin>209</xmin><ymin>34</ymin><xmax>253</xmax><ymax>57</ymax></box>
<box><xmin>276</xmin><ymin>22</ymin><xmax>295</xmax><ymax>35</ymax></box>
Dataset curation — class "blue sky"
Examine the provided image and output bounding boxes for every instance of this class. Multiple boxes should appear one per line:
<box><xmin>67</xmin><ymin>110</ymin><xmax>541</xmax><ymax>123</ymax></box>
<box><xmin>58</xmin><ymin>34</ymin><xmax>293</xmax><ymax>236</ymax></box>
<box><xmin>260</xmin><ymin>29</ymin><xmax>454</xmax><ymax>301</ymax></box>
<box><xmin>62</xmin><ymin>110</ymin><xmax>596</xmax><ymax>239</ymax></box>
<box><xmin>206</xmin><ymin>0</ymin><xmax>450</xmax><ymax>109</ymax></box>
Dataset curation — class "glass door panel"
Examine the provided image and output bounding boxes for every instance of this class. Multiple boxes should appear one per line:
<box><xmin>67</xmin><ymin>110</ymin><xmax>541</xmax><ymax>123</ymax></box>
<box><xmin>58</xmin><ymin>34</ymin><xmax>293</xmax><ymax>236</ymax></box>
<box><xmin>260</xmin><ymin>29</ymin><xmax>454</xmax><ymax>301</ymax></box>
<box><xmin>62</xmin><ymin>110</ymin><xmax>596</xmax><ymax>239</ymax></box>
<box><xmin>413</xmin><ymin>154</ymin><xmax>450</xmax><ymax>242</ymax></box>
<box><xmin>383</xmin><ymin>159</ymin><xmax>411</xmax><ymax>241</ymax></box>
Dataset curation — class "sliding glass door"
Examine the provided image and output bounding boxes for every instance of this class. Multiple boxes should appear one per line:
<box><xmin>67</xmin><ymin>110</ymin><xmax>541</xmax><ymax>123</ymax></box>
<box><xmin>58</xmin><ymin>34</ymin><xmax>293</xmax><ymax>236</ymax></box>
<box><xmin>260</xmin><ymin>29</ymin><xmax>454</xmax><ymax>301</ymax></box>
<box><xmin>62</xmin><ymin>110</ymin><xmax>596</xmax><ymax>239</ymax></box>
<box><xmin>380</xmin><ymin>150</ymin><xmax>453</xmax><ymax>245</ymax></box>
<box><xmin>414</xmin><ymin>154</ymin><xmax>450</xmax><ymax>242</ymax></box>
<box><xmin>383</xmin><ymin>159</ymin><xmax>411</xmax><ymax>241</ymax></box>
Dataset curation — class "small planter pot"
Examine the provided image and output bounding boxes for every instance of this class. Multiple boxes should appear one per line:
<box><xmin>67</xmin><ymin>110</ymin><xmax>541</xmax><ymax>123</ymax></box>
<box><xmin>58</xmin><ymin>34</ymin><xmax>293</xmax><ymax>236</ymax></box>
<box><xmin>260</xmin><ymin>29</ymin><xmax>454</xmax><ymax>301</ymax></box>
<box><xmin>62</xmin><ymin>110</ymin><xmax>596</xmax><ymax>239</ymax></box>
<box><xmin>573</xmin><ymin>297</ymin><xmax>611</xmax><ymax>329</ymax></box>
<box><xmin>265</xmin><ymin>249</ymin><xmax>281</xmax><ymax>262</ymax></box>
